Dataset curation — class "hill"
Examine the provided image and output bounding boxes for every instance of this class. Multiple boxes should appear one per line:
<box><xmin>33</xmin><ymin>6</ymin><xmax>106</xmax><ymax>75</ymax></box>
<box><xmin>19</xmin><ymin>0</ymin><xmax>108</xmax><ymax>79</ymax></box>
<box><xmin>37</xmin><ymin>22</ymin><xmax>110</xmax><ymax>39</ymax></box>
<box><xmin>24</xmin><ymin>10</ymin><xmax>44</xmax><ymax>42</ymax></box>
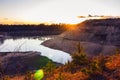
<box><xmin>42</xmin><ymin>18</ymin><xmax>120</xmax><ymax>56</ymax></box>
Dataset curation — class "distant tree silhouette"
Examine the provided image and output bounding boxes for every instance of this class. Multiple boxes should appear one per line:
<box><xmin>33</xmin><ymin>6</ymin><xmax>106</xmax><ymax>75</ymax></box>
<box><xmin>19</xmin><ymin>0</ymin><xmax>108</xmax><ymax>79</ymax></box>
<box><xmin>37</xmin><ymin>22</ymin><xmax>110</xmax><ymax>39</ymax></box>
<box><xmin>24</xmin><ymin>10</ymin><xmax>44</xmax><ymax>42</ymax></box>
<box><xmin>0</xmin><ymin>23</ymin><xmax>69</xmax><ymax>36</ymax></box>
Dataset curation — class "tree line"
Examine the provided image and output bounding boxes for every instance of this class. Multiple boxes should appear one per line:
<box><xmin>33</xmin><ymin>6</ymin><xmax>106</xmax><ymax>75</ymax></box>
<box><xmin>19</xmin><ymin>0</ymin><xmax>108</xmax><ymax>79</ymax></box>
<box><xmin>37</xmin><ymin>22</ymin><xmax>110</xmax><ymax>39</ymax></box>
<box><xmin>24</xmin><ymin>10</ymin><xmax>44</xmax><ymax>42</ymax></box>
<box><xmin>0</xmin><ymin>23</ymin><xmax>68</xmax><ymax>36</ymax></box>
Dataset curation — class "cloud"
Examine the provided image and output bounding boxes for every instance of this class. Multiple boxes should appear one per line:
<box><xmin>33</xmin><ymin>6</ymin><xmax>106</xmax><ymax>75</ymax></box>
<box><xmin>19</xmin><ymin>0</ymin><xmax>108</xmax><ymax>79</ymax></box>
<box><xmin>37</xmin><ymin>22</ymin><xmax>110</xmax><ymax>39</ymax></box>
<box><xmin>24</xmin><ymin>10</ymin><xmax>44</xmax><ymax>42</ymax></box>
<box><xmin>77</xmin><ymin>15</ymin><xmax>120</xmax><ymax>19</ymax></box>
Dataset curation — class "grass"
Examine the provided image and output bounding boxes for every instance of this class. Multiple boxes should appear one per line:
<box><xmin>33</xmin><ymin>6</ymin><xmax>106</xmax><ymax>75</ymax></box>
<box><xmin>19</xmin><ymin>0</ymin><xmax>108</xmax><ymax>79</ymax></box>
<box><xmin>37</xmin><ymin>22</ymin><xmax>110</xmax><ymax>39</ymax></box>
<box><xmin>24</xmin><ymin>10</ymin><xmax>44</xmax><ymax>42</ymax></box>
<box><xmin>26</xmin><ymin>55</ymin><xmax>52</xmax><ymax>68</ymax></box>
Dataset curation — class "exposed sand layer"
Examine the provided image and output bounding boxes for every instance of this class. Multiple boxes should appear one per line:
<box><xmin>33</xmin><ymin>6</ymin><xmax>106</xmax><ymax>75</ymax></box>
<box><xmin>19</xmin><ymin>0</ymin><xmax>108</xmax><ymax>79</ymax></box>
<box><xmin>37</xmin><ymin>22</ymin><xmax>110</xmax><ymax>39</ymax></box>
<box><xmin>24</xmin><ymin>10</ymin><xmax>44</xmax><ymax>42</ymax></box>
<box><xmin>42</xmin><ymin>18</ymin><xmax>120</xmax><ymax>56</ymax></box>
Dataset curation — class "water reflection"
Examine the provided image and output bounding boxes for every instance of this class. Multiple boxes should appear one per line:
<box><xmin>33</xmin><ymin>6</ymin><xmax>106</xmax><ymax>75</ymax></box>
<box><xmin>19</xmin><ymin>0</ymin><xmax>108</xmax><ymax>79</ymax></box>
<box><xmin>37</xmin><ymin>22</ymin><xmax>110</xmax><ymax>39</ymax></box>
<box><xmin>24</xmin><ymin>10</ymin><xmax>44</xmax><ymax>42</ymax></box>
<box><xmin>0</xmin><ymin>38</ymin><xmax>5</xmax><ymax>44</ymax></box>
<box><xmin>0</xmin><ymin>37</ymin><xmax>72</xmax><ymax>64</ymax></box>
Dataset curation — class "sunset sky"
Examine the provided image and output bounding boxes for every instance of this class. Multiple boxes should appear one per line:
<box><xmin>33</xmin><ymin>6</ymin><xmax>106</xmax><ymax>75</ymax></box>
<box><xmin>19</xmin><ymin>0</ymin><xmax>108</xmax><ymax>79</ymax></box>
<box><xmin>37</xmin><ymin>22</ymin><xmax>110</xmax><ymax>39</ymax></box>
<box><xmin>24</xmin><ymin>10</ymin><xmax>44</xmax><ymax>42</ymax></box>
<box><xmin>0</xmin><ymin>0</ymin><xmax>120</xmax><ymax>24</ymax></box>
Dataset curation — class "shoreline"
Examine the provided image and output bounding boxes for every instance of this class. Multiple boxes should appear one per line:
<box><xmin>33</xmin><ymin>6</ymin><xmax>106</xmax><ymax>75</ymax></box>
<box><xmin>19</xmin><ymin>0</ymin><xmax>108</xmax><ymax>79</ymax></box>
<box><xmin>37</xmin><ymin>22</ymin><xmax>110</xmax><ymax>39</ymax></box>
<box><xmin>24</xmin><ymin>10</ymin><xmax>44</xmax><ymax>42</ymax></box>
<box><xmin>0</xmin><ymin>51</ymin><xmax>62</xmax><ymax>76</ymax></box>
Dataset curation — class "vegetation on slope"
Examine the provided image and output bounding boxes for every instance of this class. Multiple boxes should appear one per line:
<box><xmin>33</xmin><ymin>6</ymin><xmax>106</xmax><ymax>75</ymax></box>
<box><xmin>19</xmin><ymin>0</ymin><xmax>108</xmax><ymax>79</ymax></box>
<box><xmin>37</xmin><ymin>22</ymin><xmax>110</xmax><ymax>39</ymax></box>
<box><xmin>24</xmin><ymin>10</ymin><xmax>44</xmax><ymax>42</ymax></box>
<box><xmin>0</xmin><ymin>43</ymin><xmax>120</xmax><ymax>80</ymax></box>
<box><xmin>0</xmin><ymin>52</ymin><xmax>54</xmax><ymax>80</ymax></box>
<box><xmin>44</xmin><ymin>43</ymin><xmax>120</xmax><ymax>80</ymax></box>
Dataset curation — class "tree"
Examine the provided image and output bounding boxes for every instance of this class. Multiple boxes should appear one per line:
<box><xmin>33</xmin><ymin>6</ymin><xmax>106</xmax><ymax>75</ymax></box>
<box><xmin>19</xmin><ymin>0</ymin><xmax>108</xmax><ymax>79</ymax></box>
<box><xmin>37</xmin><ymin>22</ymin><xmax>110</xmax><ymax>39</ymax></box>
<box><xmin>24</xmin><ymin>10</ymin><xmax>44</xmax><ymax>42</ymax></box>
<box><xmin>72</xmin><ymin>42</ymin><xmax>88</xmax><ymax>65</ymax></box>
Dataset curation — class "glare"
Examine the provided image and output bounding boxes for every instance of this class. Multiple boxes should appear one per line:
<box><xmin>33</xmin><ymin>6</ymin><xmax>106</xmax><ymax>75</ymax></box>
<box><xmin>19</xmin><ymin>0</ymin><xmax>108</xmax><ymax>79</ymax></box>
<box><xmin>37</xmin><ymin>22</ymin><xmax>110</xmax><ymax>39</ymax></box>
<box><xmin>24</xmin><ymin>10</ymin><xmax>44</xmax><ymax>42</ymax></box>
<box><xmin>0</xmin><ymin>0</ymin><xmax>119</xmax><ymax>24</ymax></box>
<box><xmin>20</xmin><ymin>14</ymin><xmax>86</xmax><ymax>24</ymax></box>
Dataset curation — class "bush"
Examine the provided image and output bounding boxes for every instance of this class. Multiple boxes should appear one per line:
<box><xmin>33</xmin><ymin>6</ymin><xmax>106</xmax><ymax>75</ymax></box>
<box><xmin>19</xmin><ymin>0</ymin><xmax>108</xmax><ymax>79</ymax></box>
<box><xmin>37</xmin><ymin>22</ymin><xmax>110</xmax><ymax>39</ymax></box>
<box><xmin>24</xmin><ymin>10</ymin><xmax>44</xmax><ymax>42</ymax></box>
<box><xmin>90</xmin><ymin>59</ymin><xmax>101</xmax><ymax>72</ymax></box>
<box><xmin>44</xmin><ymin>61</ymin><xmax>56</xmax><ymax>76</ymax></box>
<box><xmin>80</xmin><ymin>67</ymin><xmax>92</xmax><ymax>75</ymax></box>
<box><xmin>88</xmin><ymin>71</ymin><xmax>106</xmax><ymax>80</ymax></box>
<box><xmin>72</xmin><ymin>42</ymin><xmax>88</xmax><ymax>65</ymax></box>
<box><xmin>46</xmin><ymin>72</ymin><xmax>88</xmax><ymax>80</ymax></box>
<box><xmin>24</xmin><ymin>71</ymin><xmax>33</xmax><ymax>80</ymax></box>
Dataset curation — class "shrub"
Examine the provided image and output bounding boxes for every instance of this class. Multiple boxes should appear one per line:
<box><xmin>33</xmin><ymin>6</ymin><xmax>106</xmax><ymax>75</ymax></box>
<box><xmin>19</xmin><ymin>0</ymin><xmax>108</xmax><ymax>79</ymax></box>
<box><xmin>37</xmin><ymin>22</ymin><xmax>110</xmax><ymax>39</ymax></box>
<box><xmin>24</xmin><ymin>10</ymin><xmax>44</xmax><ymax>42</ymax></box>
<box><xmin>24</xmin><ymin>71</ymin><xmax>33</xmax><ymax>80</ymax></box>
<box><xmin>72</xmin><ymin>42</ymin><xmax>88</xmax><ymax>65</ymax></box>
<box><xmin>80</xmin><ymin>67</ymin><xmax>92</xmax><ymax>75</ymax></box>
<box><xmin>46</xmin><ymin>72</ymin><xmax>88</xmax><ymax>80</ymax></box>
<box><xmin>90</xmin><ymin>59</ymin><xmax>101</xmax><ymax>72</ymax></box>
<box><xmin>55</xmin><ymin>72</ymin><xmax>64</xmax><ymax>80</ymax></box>
<box><xmin>88</xmin><ymin>71</ymin><xmax>106</xmax><ymax>80</ymax></box>
<box><xmin>44</xmin><ymin>61</ymin><xmax>56</xmax><ymax>76</ymax></box>
<box><xmin>115</xmin><ymin>48</ymin><xmax>120</xmax><ymax>55</ymax></box>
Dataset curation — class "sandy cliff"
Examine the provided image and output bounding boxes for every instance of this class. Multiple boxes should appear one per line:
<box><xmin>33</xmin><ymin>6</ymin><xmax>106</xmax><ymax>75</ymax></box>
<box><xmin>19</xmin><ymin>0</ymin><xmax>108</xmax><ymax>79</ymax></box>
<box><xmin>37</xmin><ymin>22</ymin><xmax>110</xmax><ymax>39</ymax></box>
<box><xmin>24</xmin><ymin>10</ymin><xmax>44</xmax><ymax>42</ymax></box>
<box><xmin>42</xmin><ymin>18</ymin><xmax>120</xmax><ymax>56</ymax></box>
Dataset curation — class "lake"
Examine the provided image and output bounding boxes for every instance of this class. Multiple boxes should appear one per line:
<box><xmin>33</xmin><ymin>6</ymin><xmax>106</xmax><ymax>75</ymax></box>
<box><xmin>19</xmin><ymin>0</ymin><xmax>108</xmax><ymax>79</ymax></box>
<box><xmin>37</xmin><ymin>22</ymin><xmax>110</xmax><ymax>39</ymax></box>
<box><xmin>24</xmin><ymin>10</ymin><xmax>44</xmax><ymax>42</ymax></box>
<box><xmin>0</xmin><ymin>36</ymin><xmax>72</xmax><ymax>64</ymax></box>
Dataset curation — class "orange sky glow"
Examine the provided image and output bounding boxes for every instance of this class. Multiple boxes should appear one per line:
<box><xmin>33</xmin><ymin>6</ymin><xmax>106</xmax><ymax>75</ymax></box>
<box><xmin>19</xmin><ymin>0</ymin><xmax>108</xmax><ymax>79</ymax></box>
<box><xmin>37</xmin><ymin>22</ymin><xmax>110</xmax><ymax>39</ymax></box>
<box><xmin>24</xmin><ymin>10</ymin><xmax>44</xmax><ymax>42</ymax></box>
<box><xmin>0</xmin><ymin>0</ymin><xmax>120</xmax><ymax>25</ymax></box>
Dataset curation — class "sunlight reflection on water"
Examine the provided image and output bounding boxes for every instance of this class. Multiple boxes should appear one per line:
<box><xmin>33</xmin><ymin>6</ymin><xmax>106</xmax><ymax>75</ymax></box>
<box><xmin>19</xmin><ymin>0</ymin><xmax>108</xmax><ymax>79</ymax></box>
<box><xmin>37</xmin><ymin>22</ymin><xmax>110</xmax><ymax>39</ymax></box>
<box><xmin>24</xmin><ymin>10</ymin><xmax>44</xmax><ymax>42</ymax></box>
<box><xmin>0</xmin><ymin>37</ymin><xmax>72</xmax><ymax>64</ymax></box>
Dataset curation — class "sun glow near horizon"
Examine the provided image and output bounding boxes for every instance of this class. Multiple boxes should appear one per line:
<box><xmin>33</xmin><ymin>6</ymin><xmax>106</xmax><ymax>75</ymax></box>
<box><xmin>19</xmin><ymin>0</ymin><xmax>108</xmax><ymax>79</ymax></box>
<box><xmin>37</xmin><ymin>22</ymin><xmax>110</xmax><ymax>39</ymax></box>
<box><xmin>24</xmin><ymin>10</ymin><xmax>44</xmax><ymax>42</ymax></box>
<box><xmin>0</xmin><ymin>16</ymin><xmax>87</xmax><ymax>25</ymax></box>
<box><xmin>1</xmin><ymin>15</ymin><xmax>120</xmax><ymax>25</ymax></box>
<box><xmin>0</xmin><ymin>0</ymin><xmax>120</xmax><ymax>25</ymax></box>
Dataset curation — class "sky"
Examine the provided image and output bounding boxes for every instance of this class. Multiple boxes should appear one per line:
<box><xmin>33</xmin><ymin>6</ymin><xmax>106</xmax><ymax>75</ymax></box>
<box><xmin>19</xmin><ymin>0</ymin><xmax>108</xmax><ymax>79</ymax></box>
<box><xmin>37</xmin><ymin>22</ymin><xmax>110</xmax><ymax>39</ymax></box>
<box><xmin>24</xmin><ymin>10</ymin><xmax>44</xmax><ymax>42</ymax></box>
<box><xmin>0</xmin><ymin>0</ymin><xmax>120</xmax><ymax>24</ymax></box>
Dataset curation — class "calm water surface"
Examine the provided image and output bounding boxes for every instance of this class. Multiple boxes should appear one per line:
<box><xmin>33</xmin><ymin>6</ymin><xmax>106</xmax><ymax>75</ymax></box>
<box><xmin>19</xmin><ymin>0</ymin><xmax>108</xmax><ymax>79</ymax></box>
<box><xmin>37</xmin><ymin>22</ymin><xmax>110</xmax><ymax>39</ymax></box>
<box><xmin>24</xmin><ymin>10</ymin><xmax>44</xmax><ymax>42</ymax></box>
<box><xmin>0</xmin><ymin>36</ymin><xmax>72</xmax><ymax>64</ymax></box>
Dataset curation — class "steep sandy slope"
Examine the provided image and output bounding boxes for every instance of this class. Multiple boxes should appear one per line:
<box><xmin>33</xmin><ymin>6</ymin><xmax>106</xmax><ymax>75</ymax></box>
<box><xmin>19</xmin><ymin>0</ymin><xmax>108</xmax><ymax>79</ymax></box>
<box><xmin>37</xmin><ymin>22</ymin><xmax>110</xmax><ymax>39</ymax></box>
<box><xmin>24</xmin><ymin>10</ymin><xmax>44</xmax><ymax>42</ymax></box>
<box><xmin>42</xmin><ymin>18</ymin><xmax>120</xmax><ymax>56</ymax></box>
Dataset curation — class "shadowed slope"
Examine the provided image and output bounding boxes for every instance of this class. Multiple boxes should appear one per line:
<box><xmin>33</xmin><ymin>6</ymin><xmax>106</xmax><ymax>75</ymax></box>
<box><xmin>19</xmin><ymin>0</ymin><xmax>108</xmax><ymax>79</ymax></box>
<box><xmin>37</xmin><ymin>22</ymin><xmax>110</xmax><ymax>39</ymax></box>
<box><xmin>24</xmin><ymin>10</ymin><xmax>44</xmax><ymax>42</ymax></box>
<box><xmin>42</xmin><ymin>18</ymin><xmax>120</xmax><ymax>56</ymax></box>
